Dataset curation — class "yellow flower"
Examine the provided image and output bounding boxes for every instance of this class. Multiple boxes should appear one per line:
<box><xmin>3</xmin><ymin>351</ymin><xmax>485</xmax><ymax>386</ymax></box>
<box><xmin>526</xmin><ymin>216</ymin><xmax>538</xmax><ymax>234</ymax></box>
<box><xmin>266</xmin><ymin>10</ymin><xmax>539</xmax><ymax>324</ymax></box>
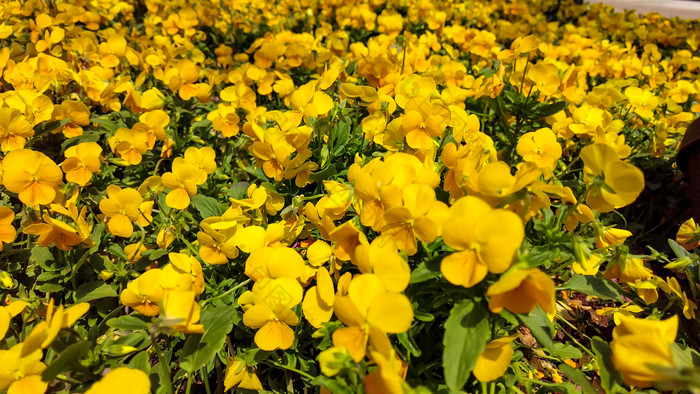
<box><xmin>85</xmin><ymin>367</ymin><xmax>151</xmax><ymax>394</ymax></box>
<box><xmin>441</xmin><ymin>196</ymin><xmax>524</xmax><ymax>288</ymax></box>
<box><xmin>401</xmin><ymin>97</ymin><xmax>451</xmax><ymax>151</ymax></box>
<box><xmin>332</xmin><ymin>274</ymin><xmax>413</xmax><ymax>362</ymax></box>
<box><xmin>23</xmin><ymin>213</ymin><xmax>86</xmax><ymax>251</ymax></box>
<box><xmin>0</xmin><ymin>342</ymin><xmax>47</xmax><ymax>394</ymax></box>
<box><xmin>624</xmin><ymin>86</ymin><xmax>659</xmax><ymax>119</ymax></box>
<box><xmin>161</xmin><ymin>289</ymin><xmax>204</xmax><ymax>334</ymax></box>
<box><xmin>473</xmin><ymin>335</ymin><xmax>518</xmax><ymax>382</ymax></box>
<box><xmin>676</xmin><ymin>218</ymin><xmax>700</xmax><ymax>250</ymax></box>
<box><xmin>527</xmin><ymin>63</ymin><xmax>560</xmax><ymax>97</ymax></box>
<box><xmin>98</xmin><ymin>185</ymin><xmax>143</xmax><ymax>237</ymax></box>
<box><xmin>364</xmin><ymin>351</ymin><xmax>405</xmax><ymax>394</ymax></box>
<box><xmin>27</xmin><ymin>299</ymin><xmax>90</xmax><ymax>349</ymax></box>
<box><xmin>108</xmin><ymin>127</ymin><xmax>150</xmax><ymax>166</ymax></box>
<box><xmin>603</xmin><ymin>257</ymin><xmax>652</xmax><ymax>284</ymax></box>
<box><xmin>62</xmin><ymin>142</ymin><xmax>103</xmax><ymax>186</ymax></box>
<box><xmin>611</xmin><ymin>315</ymin><xmax>678</xmax><ymax>388</ymax></box>
<box><xmin>241</xmin><ymin>277</ymin><xmax>303</xmax><ymax>351</ymax></box>
<box><xmin>224</xmin><ymin>358</ymin><xmax>263</xmax><ymax>391</ymax></box>
<box><xmin>0</xmin><ymin>300</ymin><xmax>26</xmax><ymax>339</ymax></box>
<box><xmin>2</xmin><ymin>149</ymin><xmax>62</xmax><ymax>206</ymax></box>
<box><xmin>0</xmin><ymin>107</ymin><xmax>34</xmax><ymax>151</ymax></box>
<box><xmin>381</xmin><ymin>184</ymin><xmax>448</xmax><ymax>256</ymax></box>
<box><xmin>580</xmin><ymin>143</ymin><xmax>644</xmax><ymax>213</ymax></box>
<box><xmin>302</xmin><ymin>267</ymin><xmax>337</xmax><ymax>328</ymax></box>
<box><xmin>51</xmin><ymin>100</ymin><xmax>91</xmax><ymax>138</ymax></box>
<box><xmin>486</xmin><ymin>268</ymin><xmax>555</xmax><ymax>316</ymax></box>
<box><xmin>516</xmin><ymin>128</ymin><xmax>562</xmax><ymax>169</ymax></box>
<box><xmin>120</xmin><ymin>268</ymin><xmax>164</xmax><ymax>316</ymax></box>
<box><xmin>161</xmin><ymin>158</ymin><xmax>205</xmax><ymax>209</ymax></box>
<box><xmin>0</xmin><ymin>206</ymin><xmax>16</xmax><ymax>251</ymax></box>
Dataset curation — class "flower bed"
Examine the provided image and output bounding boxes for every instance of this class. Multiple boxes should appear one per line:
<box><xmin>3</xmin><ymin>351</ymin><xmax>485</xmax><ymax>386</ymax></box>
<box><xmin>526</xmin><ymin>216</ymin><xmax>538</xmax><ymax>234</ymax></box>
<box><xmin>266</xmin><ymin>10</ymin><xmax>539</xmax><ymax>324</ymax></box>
<box><xmin>0</xmin><ymin>0</ymin><xmax>699</xmax><ymax>392</ymax></box>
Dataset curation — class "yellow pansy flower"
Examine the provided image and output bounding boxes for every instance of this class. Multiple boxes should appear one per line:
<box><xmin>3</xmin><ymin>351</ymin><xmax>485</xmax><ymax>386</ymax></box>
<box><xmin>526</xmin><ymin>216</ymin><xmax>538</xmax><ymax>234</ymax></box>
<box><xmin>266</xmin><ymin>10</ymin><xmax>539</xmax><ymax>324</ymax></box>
<box><xmin>611</xmin><ymin>315</ymin><xmax>678</xmax><ymax>388</ymax></box>
<box><xmin>62</xmin><ymin>142</ymin><xmax>103</xmax><ymax>186</ymax></box>
<box><xmin>224</xmin><ymin>358</ymin><xmax>263</xmax><ymax>391</ymax></box>
<box><xmin>332</xmin><ymin>274</ymin><xmax>413</xmax><ymax>362</ymax></box>
<box><xmin>98</xmin><ymin>185</ymin><xmax>143</xmax><ymax>237</ymax></box>
<box><xmin>441</xmin><ymin>196</ymin><xmax>524</xmax><ymax>288</ymax></box>
<box><xmin>0</xmin><ymin>206</ymin><xmax>16</xmax><ymax>251</ymax></box>
<box><xmin>240</xmin><ymin>277</ymin><xmax>303</xmax><ymax>351</ymax></box>
<box><xmin>119</xmin><ymin>268</ymin><xmax>164</xmax><ymax>317</ymax></box>
<box><xmin>2</xmin><ymin>149</ymin><xmax>62</xmax><ymax>206</ymax></box>
<box><xmin>161</xmin><ymin>158</ymin><xmax>206</xmax><ymax>210</ymax></box>
<box><xmin>473</xmin><ymin>335</ymin><xmax>519</xmax><ymax>382</ymax></box>
<box><xmin>0</xmin><ymin>341</ymin><xmax>47</xmax><ymax>394</ymax></box>
<box><xmin>161</xmin><ymin>289</ymin><xmax>204</xmax><ymax>334</ymax></box>
<box><xmin>580</xmin><ymin>143</ymin><xmax>644</xmax><ymax>213</ymax></box>
<box><xmin>486</xmin><ymin>268</ymin><xmax>555</xmax><ymax>316</ymax></box>
<box><xmin>85</xmin><ymin>367</ymin><xmax>151</xmax><ymax>394</ymax></box>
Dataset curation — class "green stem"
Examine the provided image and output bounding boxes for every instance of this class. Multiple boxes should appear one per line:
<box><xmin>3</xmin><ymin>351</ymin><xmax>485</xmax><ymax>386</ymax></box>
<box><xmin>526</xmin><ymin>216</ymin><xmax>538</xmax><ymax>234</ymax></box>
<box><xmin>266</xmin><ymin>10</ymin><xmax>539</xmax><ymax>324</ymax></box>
<box><xmin>201</xmin><ymin>366</ymin><xmax>212</xmax><ymax>394</ymax></box>
<box><xmin>201</xmin><ymin>279</ymin><xmax>251</xmax><ymax>307</ymax></box>
<box><xmin>267</xmin><ymin>361</ymin><xmax>315</xmax><ymax>380</ymax></box>
<box><xmin>150</xmin><ymin>326</ymin><xmax>174</xmax><ymax>394</ymax></box>
<box><xmin>185</xmin><ymin>373</ymin><xmax>193</xmax><ymax>394</ymax></box>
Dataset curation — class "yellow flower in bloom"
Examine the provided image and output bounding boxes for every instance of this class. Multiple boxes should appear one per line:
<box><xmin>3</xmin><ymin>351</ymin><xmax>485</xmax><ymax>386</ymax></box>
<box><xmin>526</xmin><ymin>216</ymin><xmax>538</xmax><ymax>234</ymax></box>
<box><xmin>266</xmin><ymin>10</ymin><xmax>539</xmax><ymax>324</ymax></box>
<box><xmin>51</xmin><ymin>100</ymin><xmax>91</xmax><ymax>138</ymax></box>
<box><xmin>0</xmin><ymin>206</ymin><xmax>16</xmax><ymax>251</ymax></box>
<box><xmin>23</xmin><ymin>213</ymin><xmax>86</xmax><ymax>251</ymax></box>
<box><xmin>208</xmin><ymin>103</ymin><xmax>241</xmax><ymax>137</ymax></box>
<box><xmin>290</xmin><ymin>81</ymin><xmax>334</xmax><ymax>123</ymax></box>
<box><xmin>62</xmin><ymin>142</ymin><xmax>103</xmax><ymax>186</ymax></box>
<box><xmin>0</xmin><ymin>342</ymin><xmax>47</xmax><ymax>394</ymax></box>
<box><xmin>611</xmin><ymin>315</ymin><xmax>678</xmax><ymax>388</ymax></box>
<box><xmin>120</xmin><ymin>269</ymin><xmax>164</xmax><ymax>317</ymax></box>
<box><xmin>381</xmin><ymin>184</ymin><xmax>448</xmax><ymax>256</ymax></box>
<box><xmin>302</xmin><ymin>267</ymin><xmax>342</xmax><ymax>328</ymax></box>
<box><xmin>161</xmin><ymin>253</ymin><xmax>205</xmax><ymax>296</ymax></box>
<box><xmin>0</xmin><ymin>107</ymin><xmax>34</xmax><ymax>151</ymax></box>
<box><xmin>580</xmin><ymin>143</ymin><xmax>644</xmax><ymax>213</ymax></box>
<box><xmin>527</xmin><ymin>62</ymin><xmax>560</xmax><ymax>97</ymax></box>
<box><xmin>161</xmin><ymin>289</ymin><xmax>204</xmax><ymax>334</ymax></box>
<box><xmin>486</xmin><ymin>268</ymin><xmax>555</xmax><ymax>316</ymax></box>
<box><xmin>27</xmin><ymin>299</ymin><xmax>89</xmax><ymax>349</ymax></box>
<box><xmin>183</xmin><ymin>146</ymin><xmax>216</xmax><ymax>182</ymax></box>
<box><xmin>240</xmin><ymin>277</ymin><xmax>303</xmax><ymax>351</ymax></box>
<box><xmin>161</xmin><ymin>158</ymin><xmax>206</xmax><ymax>209</ymax></box>
<box><xmin>108</xmin><ymin>127</ymin><xmax>150</xmax><ymax>166</ymax></box>
<box><xmin>2</xmin><ymin>149</ymin><xmax>62</xmax><ymax>206</ymax></box>
<box><xmin>244</xmin><ymin>246</ymin><xmax>306</xmax><ymax>282</ymax></box>
<box><xmin>364</xmin><ymin>351</ymin><xmax>405</xmax><ymax>394</ymax></box>
<box><xmin>516</xmin><ymin>128</ymin><xmax>562</xmax><ymax>169</ymax></box>
<box><xmin>136</xmin><ymin>110</ymin><xmax>169</xmax><ymax>148</ymax></box>
<box><xmin>0</xmin><ymin>300</ymin><xmax>26</xmax><ymax>339</ymax></box>
<box><xmin>85</xmin><ymin>367</ymin><xmax>151</xmax><ymax>394</ymax></box>
<box><xmin>332</xmin><ymin>274</ymin><xmax>413</xmax><ymax>362</ymax></box>
<box><xmin>473</xmin><ymin>335</ymin><xmax>518</xmax><ymax>382</ymax></box>
<box><xmin>98</xmin><ymin>185</ymin><xmax>143</xmax><ymax>237</ymax></box>
<box><xmin>676</xmin><ymin>218</ymin><xmax>700</xmax><ymax>250</ymax></box>
<box><xmin>353</xmin><ymin>237</ymin><xmax>410</xmax><ymax>292</ymax></box>
<box><xmin>224</xmin><ymin>358</ymin><xmax>263</xmax><ymax>391</ymax></box>
<box><xmin>401</xmin><ymin>97</ymin><xmax>451</xmax><ymax>151</ymax></box>
<box><xmin>603</xmin><ymin>257</ymin><xmax>652</xmax><ymax>284</ymax></box>
<box><xmin>624</xmin><ymin>86</ymin><xmax>659</xmax><ymax>119</ymax></box>
<box><xmin>441</xmin><ymin>196</ymin><xmax>524</xmax><ymax>288</ymax></box>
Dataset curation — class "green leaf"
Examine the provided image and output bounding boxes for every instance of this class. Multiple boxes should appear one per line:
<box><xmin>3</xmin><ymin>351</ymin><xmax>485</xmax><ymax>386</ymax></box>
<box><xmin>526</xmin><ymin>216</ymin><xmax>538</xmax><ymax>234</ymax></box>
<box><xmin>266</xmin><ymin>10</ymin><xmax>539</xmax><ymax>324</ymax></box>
<box><xmin>552</xmin><ymin>343</ymin><xmax>583</xmax><ymax>359</ymax></box>
<box><xmin>442</xmin><ymin>299</ymin><xmax>490</xmax><ymax>390</ymax></box>
<box><xmin>312</xmin><ymin>376</ymin><xmax>353</xmax><ymax>394</ymax></box>
<box><xmin>129</xmin><ymin>351</ymin><xmax>152</xmax><ymax>374</ymax></box>
<box><xmin>180</xmin><ymin>306</ymin><xmax>238</xmax><ymax>373</ymax></box>
<box><xmin>398</xmin><ymin>331</ymin><xmax>422</xmax><ymax>357</ymax></box>
<box><xmin>191</xmin><ymin>195</ymin><xmax>226</xmax><ymax>219</ymax></box>
<box><xmin>33</xmin><ymin>118</ymin><xmax>71</xmax><ymax>138</ymax></box>
<box><xmin>517</xmin><ymin>307</ymin><xmax>555</xmax><ymax>352</ymax></box>
<box><xmin>537</xmin><ymin>101</ymin><xmax>568</xmax><ymax>117</ymax></box>
<box><xmin>591</xmin><ymin>336</ymin><xmax>624</xmax><ymax>393</ymax></box>
<box><xmin>42</xmin><ymin>341</ymin><xmax>91</xmax><ymax>381</ymax></box>
<box><xmin>106</xmin><ymin>315</ymin><xmax>150</xmax><ymax>331</ymax></box>
<box><xmin>559</xmin><ymin>275</ymin><xmax>624</xmax><ymax>302</ymax></box>
<box><xmin>558</xmin><ymin>363</ymin><xmax>597</xmax><ymax>394</ymax></box>
<box><xmin>669</xmin><ymin>239</ymin><xmax>692</xmax><ymax>259</ymax></box>
<box><xmin>75</xmin><ymin>281</ymin><xmax>117</xmax><ymax>303</ymax></box>
<box><xmin>410</xmin><ymin>255</ymin><xmax>442</xmax><ymax>284</ymax></box>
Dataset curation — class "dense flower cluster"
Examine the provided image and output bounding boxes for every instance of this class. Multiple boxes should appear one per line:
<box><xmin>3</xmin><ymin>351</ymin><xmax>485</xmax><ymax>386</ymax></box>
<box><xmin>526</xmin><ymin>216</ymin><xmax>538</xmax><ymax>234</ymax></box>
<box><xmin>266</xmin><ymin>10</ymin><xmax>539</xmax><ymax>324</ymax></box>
<box><xmin>0</xmin><ymin>0</ymin><xmax>699</xmax><ymax>392</ymax></box>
